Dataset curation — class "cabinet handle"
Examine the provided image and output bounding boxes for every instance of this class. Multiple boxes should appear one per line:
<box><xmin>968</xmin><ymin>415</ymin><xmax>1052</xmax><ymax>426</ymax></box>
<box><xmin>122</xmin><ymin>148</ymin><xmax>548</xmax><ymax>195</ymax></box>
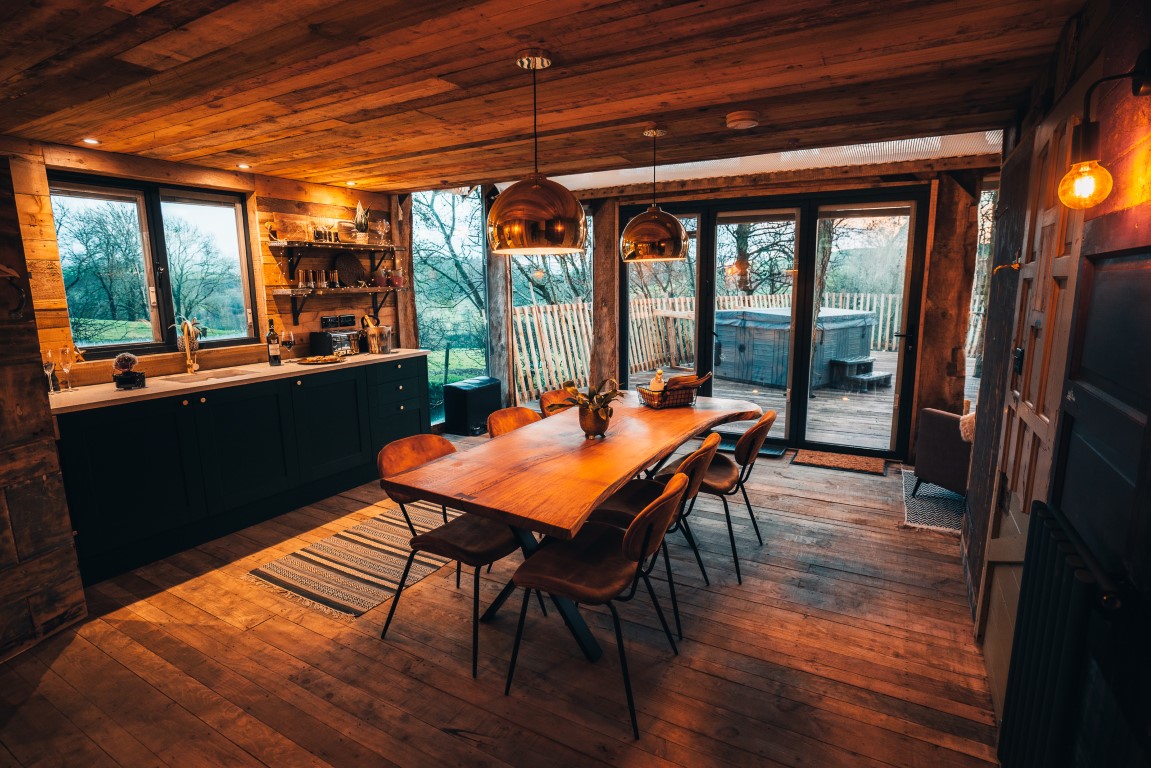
<box><xmin>199</xmin><ymin>397</ymin><xmax>207</xmax><ymax>404</ymax></box>
<box><xmin>397</xmin><ymin>364</ymin><xmax>402</xmax><ymax>369</ymax></box>
<box><xmin>296</xmin><ymin>380</ymin><xmax>302</xmax><ymax>386</ymax></box>
<box><xmin>398</xmin><ymin>385</ymin><xmax>403</xmax><ymax>391</ymax></box>
<box><xmin>399</xmin><ymin>405</ymin><xmax>405</xmax><ymax>411</ymax></box>
<box><xmin>182</xmin><ymin>399</ymin><xmax>189</xmax><ymax>406</ymax></box>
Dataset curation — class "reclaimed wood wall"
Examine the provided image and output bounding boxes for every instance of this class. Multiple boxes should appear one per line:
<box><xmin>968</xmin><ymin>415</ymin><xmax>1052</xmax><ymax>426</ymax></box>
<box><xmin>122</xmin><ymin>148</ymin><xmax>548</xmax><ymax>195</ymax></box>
<box><xmin>0</xmin><ymin>157</ymin><xmax>85</xmax><ymax>663</ymax></box>
<box><xmin>0</xmin><ymin>137</ymin><xmax>409</xmax><ymax>386</ymax></box>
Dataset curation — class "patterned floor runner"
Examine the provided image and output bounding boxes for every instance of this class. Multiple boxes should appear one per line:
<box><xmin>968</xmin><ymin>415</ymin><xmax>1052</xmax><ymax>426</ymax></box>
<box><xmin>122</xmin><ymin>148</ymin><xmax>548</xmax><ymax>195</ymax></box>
<box><xmin>901</xmin><ymin>469</ymin><xmax>964</xmax><ymax>533</ymax></box>
<box><xmin>249</xmin><ymin>500</ymin><xmax>455</xmax><ymax>616</ymax></box>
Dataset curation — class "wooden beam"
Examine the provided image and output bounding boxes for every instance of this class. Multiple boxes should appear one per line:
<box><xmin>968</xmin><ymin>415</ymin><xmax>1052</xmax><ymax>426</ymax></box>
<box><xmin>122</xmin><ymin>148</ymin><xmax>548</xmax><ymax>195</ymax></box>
<box><xmin>589</xmin><ymin>198</ymin><xmax>620</xmax><ymax>386</ymax></box>
<box><xmin>482</xmin><ymin>185</ymin><xmax>513</xmax><ymax>406</ymax></box>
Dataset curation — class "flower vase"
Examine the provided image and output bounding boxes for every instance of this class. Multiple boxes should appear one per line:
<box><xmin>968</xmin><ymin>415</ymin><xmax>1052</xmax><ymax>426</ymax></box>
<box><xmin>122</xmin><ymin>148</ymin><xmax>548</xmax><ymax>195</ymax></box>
<box><xmin>578</xmin><ymin>407</ymin><xmax>611</xmax><ymax>439</ymax></box>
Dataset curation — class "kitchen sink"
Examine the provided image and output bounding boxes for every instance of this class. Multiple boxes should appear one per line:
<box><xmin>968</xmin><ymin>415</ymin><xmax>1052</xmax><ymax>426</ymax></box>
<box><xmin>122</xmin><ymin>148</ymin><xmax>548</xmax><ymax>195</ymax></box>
<box><xmin>163</xmin><ymin>367</ymin><xmax>252</xmax><ymax>383</ymax></box>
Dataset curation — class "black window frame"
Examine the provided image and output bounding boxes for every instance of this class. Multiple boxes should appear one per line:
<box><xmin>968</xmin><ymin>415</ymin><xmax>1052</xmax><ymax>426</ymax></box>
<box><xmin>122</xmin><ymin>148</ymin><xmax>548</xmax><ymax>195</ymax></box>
<box><xmin>48</xmin><ymin>171</ymin><xmax>260</xmax><ymax>359</ymax></box>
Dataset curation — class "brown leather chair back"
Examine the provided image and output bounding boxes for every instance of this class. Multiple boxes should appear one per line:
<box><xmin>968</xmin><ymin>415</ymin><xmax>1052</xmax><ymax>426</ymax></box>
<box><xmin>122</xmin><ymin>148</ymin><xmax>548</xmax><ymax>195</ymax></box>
<box><xmin>676</xmin><ymin>432</ymin><xmax>722</xmax><ymax>504</ymax></box>
<box><xmin>734</xmin><ymin>410</ymin><xmax>777</xmax><ymax>468</ymax></box>
<box><xmin>623</xmin><ymin>473</ymin><xmax>687</xmax><ymax>563</ymax></box>
<box><xmin>377</xmin><ymin>433</ymin><xmax>455</xmax><ymax>503</ymax></box>
<box><xmin>539</xmin><ymin>389</ymin><xmax>574</xmax><ymax>417</ymax></box>
<box><xmin>487</xmin><ymin>406</ymin><xmax>542</xmax><ymax>437</ymax></box>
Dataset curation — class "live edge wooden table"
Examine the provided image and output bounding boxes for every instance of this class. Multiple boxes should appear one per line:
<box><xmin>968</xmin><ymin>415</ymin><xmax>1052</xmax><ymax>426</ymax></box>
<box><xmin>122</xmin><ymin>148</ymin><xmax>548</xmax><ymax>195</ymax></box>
<box><xmin>382</xmin><ymin>391</ymin><xmax>761</xmax><ymax>661</ymax></box>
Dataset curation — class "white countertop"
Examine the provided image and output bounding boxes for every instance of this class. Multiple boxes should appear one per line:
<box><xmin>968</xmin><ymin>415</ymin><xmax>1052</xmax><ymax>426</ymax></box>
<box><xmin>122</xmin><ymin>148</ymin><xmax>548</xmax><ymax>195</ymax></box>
<box><xmin>49</xmin><ymin>349</ymin><xmax>430</xmax><ymax>414</ymax></box>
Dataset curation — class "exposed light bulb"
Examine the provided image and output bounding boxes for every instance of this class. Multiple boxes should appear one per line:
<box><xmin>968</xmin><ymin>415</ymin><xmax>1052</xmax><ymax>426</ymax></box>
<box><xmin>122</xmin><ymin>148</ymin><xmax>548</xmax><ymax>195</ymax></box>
<box><xmin>1057</xmin><ymin>160</ymin><xmax>1113</xmax><ymax>209</ymax></box>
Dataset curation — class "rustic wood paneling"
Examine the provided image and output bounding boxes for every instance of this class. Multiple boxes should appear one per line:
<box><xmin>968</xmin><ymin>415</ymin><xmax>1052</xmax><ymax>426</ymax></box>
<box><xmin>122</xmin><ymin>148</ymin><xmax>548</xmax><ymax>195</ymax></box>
<box><xmin>0</xmin><ymin>1</ymin><xmax>1082</xmax><ymax>192</ymax></box>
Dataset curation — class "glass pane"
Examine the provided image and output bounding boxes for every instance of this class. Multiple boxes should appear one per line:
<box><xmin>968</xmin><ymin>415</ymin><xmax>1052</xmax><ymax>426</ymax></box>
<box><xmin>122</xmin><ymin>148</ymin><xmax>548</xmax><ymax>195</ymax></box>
<box><xmin>50</xmin><ymin>187</ymin><xmax>159</xmax><ymax>347</ymax></box>
<box><xmin>966</xmin><ymin>188</ymin><xmax>998</xmax><ymax>410</ymax></box>
<box><xmin>807</xmin><ymin>204</ymin><xmax>912</xmax><ymax>450</ymax></box>
<box><xmin>411</xmin><ymin>188</ymin><xmax>488</xmax><ymax>422</ymax></box>
<box><xmin>628</xmin><ymin>214</ymin><xmax>698</xmax><ymax>387</ymax></box>
<box><xmin>511</xmin><ymin>213</ymin><xmax>593</xmax><ymax>404</ymax></box>
<box><xmin>712</xmin><ymin>211</ymin><xmax>797</xmax><ymax>441</ymax></box>
<box><xmin>160</xmin><ymin>196</ymin><xmax>251</xmax><ymax>339</ymax></box>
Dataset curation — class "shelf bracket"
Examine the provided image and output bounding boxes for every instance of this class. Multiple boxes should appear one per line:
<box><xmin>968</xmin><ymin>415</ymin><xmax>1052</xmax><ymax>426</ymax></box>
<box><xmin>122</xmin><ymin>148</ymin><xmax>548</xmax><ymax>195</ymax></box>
<box><xmin>290</xmin><ymin>293</ymin><xmax>309</xmax><ymax>324</ymax></box>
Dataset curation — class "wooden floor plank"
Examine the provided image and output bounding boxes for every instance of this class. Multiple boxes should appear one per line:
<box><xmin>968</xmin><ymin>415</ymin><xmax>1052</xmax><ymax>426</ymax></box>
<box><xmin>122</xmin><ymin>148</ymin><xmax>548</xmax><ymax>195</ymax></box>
<box><xmin>0</xmin><ymin>436</ymin><xmax>998</xmax><ymax>767</ymax></box>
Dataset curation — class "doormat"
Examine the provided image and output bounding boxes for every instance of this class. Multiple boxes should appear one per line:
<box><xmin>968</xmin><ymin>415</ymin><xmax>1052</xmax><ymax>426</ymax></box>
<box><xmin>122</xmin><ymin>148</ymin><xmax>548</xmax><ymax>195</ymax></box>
<box><xmin>248</xmin><ymin>500</ymin><xmax>456</xmax><ymax>617</ymax></box>
<box><xmin>711</xmin><ymin>425</ymin><xmax>787</xmax><ymax>458</ymax></box>
<box><xmin>790</xmin><ymin>450</ymin><xmax>887</xmax><ymax>475</ymax></box>
<box><xmin>901</xmin><ymin>470</ymin><xmax>964</xmax><ymax>533</ymax></box>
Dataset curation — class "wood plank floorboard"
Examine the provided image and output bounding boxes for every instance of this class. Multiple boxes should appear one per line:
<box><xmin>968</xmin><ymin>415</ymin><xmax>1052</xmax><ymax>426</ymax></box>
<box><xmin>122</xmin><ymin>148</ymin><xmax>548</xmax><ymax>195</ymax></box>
<box><xmin>0</xmin><ymin>436</ymin><xmax>998</xmax><ymax>767</ymax></box>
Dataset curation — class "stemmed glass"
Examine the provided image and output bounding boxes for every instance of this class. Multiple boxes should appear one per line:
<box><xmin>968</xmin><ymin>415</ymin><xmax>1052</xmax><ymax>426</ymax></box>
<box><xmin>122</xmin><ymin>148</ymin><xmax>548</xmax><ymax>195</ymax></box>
<box><xmin>58</xmin><ymin>347</ymin><xmax>74</xmax><ymax>391</ymax></box>
<box><xmin>282</xmin><ymin>331</ymin><xmax>296</xmax><ymax>362</ymax></box>
<box><xmin>42</xmin><ymin>350</ymin><xmax>55</xmax><ymax>395</ymax></box>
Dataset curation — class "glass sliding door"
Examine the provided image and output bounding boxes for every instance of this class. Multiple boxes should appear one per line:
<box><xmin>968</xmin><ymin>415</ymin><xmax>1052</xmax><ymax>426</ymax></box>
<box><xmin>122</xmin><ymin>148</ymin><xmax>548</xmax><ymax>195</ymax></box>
<box><xmin>805</xmin><ymin>203</ymin><xmax>915</xmax><ymax>451</ymax></box>
<box><xmin>711</xmin><ymin>210</ymin><xmax>798</xmax><ymax>441</ymax></box>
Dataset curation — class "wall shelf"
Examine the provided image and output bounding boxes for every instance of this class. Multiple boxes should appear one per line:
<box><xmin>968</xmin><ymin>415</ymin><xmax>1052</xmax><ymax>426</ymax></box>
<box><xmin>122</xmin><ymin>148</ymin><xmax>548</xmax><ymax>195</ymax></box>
<box><xmin>272</xmin><ymin>286</ymin><xmax>402</xmax><ymax>324</ymax></box>
<box><xmin>269</xmin><ymin>241</ymin><xmax>405</xmax><ymax>323</ymax></box>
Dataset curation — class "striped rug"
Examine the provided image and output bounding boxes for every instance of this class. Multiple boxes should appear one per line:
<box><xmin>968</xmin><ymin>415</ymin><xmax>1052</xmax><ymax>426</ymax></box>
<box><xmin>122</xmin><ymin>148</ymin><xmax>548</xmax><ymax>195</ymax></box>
<box><xmin>249</xmin><ymin>500</ymin><xmax>457</xmax><ymax>617</ymax></box>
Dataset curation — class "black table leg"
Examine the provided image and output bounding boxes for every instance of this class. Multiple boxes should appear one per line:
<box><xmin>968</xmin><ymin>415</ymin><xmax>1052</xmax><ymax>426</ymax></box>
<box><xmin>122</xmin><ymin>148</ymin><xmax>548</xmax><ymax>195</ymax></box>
<box><xmin>479</xmin><ymin>526</ymin><xmax>603</xmax><ymax>662</ymax></box>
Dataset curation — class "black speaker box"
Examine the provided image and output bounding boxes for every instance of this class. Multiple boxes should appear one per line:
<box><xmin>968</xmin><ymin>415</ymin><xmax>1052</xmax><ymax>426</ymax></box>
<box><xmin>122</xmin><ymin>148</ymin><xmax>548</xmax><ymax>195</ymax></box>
<box><xmin>442</xmin><ymin>376</ymin><xmax>502</xmax><ymax>435</ymax></box>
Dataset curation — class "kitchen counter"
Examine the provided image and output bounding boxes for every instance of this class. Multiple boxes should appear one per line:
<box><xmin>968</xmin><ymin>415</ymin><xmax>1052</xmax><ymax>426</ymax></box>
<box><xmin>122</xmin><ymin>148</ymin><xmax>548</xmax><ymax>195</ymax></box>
<box><xmin>49</xmin><ymin>349</ymin><xmax>429</xmax><ymax>414</ymax></box>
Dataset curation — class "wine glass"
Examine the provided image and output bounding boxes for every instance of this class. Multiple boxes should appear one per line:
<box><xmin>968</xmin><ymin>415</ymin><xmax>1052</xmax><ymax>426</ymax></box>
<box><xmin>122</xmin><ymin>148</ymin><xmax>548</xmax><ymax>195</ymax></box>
<box><xmin>58</xmin><ymin>347</ymin><xmax>74</xmax><ymax>390</ymax></box>
<box><xmin>42</xmin><ymin>350</ymin><xmax>55</xmax><ymax>395</ymax></box>
<box><xmin>282</xmin><ymin>331</ymin><xmax>296</xmax><ymax>361</ymax></box>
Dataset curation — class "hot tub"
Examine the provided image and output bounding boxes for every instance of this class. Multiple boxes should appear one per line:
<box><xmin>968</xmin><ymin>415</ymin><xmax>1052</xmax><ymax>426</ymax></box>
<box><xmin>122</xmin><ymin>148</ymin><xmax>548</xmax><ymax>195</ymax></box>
<box><xmin>713</xmin><ymin>307</ymin><xmax>876</xmax><ymax>389</ymax></box>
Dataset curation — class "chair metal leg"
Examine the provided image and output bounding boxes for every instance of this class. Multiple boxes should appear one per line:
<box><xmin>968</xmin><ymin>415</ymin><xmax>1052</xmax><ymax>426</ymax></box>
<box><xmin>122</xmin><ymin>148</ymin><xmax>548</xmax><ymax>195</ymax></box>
<box><xmin>397</xmin><ymin>503</ymin><xmax>418</xmax><ymax>537</ymax></box>
<box><xmin>607</xmin><ymin>602</ymin><xmax>639</xmax><ymax>739</ymax></box>
<box><xmin>642</xmin><ymin>573</ymin><xmax>678</xmax><ymax>656</ymax></box>
<box><xmin>382</xmin><ymin>549</ymin><xmax>417</xmax><ymax>639</ymax></box>
<box><xmin>534</xmin><ymin>589</ymin><xmax>549</xmax><ymax>617</ymax></box>
<box><xmin>456</xmin><ymin>561</ymin><xmax>461</xmax><ymax>588</ymax></box>
<box><xmin>471</xmin><ymin>565</ymin><xmax>481</xmax><ymax>678</ymax></box>
<box><xmin>739</xmin><ymin>482</ymin><xmax>763</xmax><ymax>545</ymax></box>
<box><xmin>441</xmin><ymin>503</ymin><xmax>449</xmax><ymax>524</ymax></box>
<box><xmin>720</xmin><ymin>495</ymin><xmax>742</xmax><ymax>584</ymax></box>
<box><xmin>678</xmin><ymin>516</ymin><xmax>710</xmax><ymax>586</ymax></box>
<box><xmin>912</xmin><ymin>477</ymin><xmax>922</xmax><ymax>497</ymax></box>
<box><xmin>661</xmin><ymin>541</ymin><xmax>683</xmax><ymax>640</ymax></box>
<box><xmin>504</xmin><ymin>588</ymin><xmax>533</xmax><ymax>695</ymax></box>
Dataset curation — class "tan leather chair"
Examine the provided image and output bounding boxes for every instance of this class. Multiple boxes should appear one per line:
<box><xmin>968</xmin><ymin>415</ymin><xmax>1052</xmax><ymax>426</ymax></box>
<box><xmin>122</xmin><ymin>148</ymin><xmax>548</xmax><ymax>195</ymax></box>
<box><xmin>656</xmin><ymin>410</ymin><xmax>777</xmax><ymax>584</ymax></box>
<box><xmin>538</xmin><ymin>388</ymin><xmax>575</xmax><ymax>417</ymax></box>
<box><xmin>378</xmin><ymin>433</ymin><xmax>520</xmax><ymax>678</ymax></box>
<box><xmin>487</xmin><ymin>406</ymin><xmax>542</xmax><ymax>437</ymax></box>
<box><xmin>912</xmin><ymin>408</ymin><xmax>972</xmax><ymax>497</ymax></box>
<box><xmin>505</xmin><ymin>473</ymin><xmax>688</xmax><ymax>739</ymax></box>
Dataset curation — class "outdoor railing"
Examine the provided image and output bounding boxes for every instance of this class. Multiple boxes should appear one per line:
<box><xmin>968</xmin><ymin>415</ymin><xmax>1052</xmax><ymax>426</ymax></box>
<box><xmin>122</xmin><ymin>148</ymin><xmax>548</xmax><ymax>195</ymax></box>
<box><xmin>511</xmin><ymin>292</ymin><xmax>980</xmax><ymax>402</ymax></box>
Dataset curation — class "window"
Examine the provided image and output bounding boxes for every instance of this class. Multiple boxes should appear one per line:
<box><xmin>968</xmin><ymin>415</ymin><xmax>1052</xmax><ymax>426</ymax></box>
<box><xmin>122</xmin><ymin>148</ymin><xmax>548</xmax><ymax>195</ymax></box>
<box><xmin>49</xmin><ymin>176</ymin><xmax>255</xmax><ymax>353</ymax></box>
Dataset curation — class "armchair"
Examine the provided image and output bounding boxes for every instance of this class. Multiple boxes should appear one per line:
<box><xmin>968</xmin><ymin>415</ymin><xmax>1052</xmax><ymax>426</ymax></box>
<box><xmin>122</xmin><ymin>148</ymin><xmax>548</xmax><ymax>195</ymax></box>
<box><xmin>912</xmin><ymin>408</ymin><xmax>972</xmax><ymax>497</ymax></box>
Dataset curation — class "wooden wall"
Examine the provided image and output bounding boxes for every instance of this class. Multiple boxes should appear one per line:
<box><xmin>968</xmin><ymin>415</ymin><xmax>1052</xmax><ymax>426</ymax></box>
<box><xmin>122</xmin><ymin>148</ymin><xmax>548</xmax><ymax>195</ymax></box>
<box><xmin>0</xmin><ymin>157</ymin><xmax>85</xmax><ymax>663</ymax></box>
<box><xmin>0</xmin><ymin>137</ymin><xmax>410</xmax><ymax>385</ymax></box>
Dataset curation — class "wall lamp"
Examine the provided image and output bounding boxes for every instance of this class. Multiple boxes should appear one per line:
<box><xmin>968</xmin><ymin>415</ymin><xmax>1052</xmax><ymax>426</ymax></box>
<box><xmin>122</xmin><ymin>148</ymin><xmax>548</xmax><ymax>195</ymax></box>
<box><xmin>1057</xmin><ymin>47</ymin><xmax>1150</xmax><ymax>209</ymax></box>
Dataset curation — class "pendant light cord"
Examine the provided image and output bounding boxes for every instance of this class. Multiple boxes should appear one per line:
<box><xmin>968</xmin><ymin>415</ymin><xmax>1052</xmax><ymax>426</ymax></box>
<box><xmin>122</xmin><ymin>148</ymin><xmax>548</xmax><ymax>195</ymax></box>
<box><xmin>532</xmin><ymin>66</ymin><xmax>539</xmax><ymax>176</ymax></box>
<box><xmin>651</xmin><ymin>133</ymin><xmax>658</xmax><ymax>206</ymax></box>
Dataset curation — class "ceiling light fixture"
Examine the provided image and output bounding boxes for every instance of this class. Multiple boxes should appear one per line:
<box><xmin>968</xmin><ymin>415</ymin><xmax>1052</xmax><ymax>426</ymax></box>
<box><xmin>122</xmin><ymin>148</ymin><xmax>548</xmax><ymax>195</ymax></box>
<box><xmin>725</xmin><ymin>110</ymin><xmax>760</xmax><ymax>130</ymax></box>
<box><xmin>81</xmin><ymin>138</ymin><xmax>100</xmax><ymax>145</ymax></box>
<box><xmin>237</xmin><ymin>163</ymin><xmax>251</xmax><ymax>169</ymax></box>
<box><xmin>486</xmin><ymin>49</ymin><xmax>587</xmax><ymax>256</ymax></box>
<box><xmin>346</xmin><ymin>181</ymin><xmax>357</xmax><ymax>186</ymax></box>
<box><xmin>1057</xmin><ymin>47</ymin><xmax>1150</xmax><ymax>209</ymax></box>
<box><xmin>620</xmin><ymin>127</ymin><xmax>687</xmax><ymax>263</ymax></box>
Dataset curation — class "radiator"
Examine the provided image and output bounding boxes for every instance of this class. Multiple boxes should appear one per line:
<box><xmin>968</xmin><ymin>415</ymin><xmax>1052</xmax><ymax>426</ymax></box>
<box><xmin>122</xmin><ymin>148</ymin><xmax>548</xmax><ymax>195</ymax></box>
<box><xmin>997</xmin><ymin>501</ymin><xmax>1123</xmax><ymax>768</ymax></box>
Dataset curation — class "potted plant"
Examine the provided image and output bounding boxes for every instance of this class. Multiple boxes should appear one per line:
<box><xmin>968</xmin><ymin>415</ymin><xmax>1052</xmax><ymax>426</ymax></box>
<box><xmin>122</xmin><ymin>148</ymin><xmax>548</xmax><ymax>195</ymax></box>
<box><xmin>353</xmin><ymin>202</ymin><xmax>371</xmax><ymax>243</ymax></box>
<box><xmin>549</xmin><ymin>378</ymin><xmax>624</xmax><ymax>438</ymax></box>
<box><xmin>111</xmin><ymin>352</ymin><xmax>146</xmax><ymax>389</ymax></box>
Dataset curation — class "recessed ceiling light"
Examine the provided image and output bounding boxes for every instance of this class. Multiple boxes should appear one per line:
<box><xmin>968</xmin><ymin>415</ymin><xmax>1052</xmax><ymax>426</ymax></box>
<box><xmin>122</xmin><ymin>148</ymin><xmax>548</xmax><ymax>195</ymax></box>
<box><xmin>81</xmin><ymin>138</ymin><xmax>101</xmax><ymax>145</ymax></box>
<box><xmin>346</xmin><ymin>181</ymin><xmax>357</xmax><ymax>186</ymax></box>
<box><xmin>236</xmin><ymin>163</ymin><xmax>251</xmax><ymax>169</ymax></box>
<box><xmin>725</xmin><ymin>110</ymin><xmax>760</xmax><ymax>130</ymax></box>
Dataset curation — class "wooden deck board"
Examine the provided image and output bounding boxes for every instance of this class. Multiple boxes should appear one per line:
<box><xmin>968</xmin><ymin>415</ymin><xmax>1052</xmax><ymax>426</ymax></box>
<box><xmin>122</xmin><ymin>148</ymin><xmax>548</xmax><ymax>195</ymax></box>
<box><xmin>0</xmin><ymin>436</ymin><xmax>997</xmax><ymax>767</ymax></box>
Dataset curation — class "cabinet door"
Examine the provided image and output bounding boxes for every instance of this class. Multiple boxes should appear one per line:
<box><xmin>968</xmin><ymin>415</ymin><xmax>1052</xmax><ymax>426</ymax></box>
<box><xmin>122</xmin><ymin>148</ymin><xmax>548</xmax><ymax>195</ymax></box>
<box><xmin>195</xmin><ymin>379</ymin><xmax>298</xmax><ymax>513</ymax></box>
<box><xmin>368</xmin><ymin>357</ymin><xmax>430</xmax><ymax>449</ymax></box>
<box><xmin>57</xmin><ymin>396</ymin><xmax>204</xmax><ymax>557</ymax></box>
<box><xmin>290</xmin><ymin>366</ymin><xmax>373</xmax><ymax>482</ymax></box>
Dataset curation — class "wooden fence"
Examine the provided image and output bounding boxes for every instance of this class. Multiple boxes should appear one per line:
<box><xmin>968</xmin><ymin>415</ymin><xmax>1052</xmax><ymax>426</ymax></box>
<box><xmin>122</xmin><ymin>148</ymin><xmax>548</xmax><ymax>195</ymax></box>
<box><xmin>510</xmin><ymin>292</ymin><xmax>979</xmax><ymax>402</ymax></box>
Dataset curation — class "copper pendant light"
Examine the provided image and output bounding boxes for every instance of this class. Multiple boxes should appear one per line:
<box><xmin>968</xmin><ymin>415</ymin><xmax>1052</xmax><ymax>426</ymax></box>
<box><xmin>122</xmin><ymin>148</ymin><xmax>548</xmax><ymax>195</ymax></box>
<box><xmin>487</xmin><ymin>50</ymin><xmax>587</xmax><ymax>255</ymax></box>
<box><xmin>620</xmin><ymin>128</ymin><xmax>687</xmax><ymax>262</ymax></box>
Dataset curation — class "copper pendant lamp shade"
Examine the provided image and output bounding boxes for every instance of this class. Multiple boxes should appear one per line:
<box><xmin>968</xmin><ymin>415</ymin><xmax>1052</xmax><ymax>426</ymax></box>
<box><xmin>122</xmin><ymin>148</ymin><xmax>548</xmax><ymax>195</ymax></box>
<box><xmin>487</xmin><ymin>50</ymin><xmax>587</xmax><ymax>256</ymax></box>
<box><xmin>620</xmin><ymin>128</ymin><xmax>687</xmax><ymax>263</ymax></box>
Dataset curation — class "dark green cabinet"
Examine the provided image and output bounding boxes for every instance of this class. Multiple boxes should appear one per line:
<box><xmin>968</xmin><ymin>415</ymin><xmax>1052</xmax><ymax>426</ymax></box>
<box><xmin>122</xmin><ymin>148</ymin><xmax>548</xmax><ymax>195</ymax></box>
<box><xmin>56</xmin><ymin>356</ymin><xmax>429</xmax><ymax>583</ymax></box>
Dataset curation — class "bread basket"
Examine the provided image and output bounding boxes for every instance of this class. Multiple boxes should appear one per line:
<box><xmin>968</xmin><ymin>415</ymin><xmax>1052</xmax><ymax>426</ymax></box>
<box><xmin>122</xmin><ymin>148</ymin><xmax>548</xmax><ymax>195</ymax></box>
<box><xmin>637</xmin><ymin>372</ymin><xmax>712</xmax><ymax>409</ymax></box>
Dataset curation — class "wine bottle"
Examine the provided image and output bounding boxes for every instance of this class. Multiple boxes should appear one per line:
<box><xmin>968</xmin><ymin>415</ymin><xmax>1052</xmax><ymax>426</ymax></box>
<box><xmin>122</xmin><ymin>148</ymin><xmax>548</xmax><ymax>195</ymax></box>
<box><xmin>266</xmin><ymin>319</ymin><xmax>282</xmax><ymax>366</ymax></box>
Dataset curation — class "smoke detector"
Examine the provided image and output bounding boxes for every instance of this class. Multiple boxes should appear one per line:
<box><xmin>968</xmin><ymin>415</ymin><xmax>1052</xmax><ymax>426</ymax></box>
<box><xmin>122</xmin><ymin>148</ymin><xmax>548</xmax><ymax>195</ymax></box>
<box><xmin>726</xmin><ymin>110</ymin><xmax>760</xmax><ymax>130</ymax></box>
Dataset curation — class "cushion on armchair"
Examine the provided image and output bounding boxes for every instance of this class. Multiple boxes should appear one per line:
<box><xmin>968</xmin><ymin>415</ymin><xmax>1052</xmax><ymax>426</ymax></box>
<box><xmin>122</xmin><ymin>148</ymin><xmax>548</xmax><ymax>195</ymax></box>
<box><xmin>912</xmin><ymin>408</ymin><xmax>973</xmax><ymax>497</ymax></box>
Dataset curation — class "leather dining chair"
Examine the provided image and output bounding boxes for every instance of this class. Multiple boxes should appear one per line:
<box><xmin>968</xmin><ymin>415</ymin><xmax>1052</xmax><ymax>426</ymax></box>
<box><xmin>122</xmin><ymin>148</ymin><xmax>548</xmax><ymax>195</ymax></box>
<box><xmin>656</xmin><ymin>410</ymin><xmax>777</xmax><ymax>584</ymax></box>
<box><xmin>538</xmin><ymin>388</ymin><xmax>574</xmax><ymax>417</ymax></box>
<box><xmin>505</xmin><ymin>473</ymin><xmax>689</xmax><ymax>739</ymax></box>
<box><xmin>378</xmin><ymin>433</ymin><xmax>521</xmax><ymax>678</ymax></box>
<box><xmin>587</xmin><ymin>432</ymin><xmax>722</xmax><ymax>638</ymax></box>
<box><xmin>487</xmin><ymin>406</ymin><xmax>542</xmax><ymax>437</ymax></box>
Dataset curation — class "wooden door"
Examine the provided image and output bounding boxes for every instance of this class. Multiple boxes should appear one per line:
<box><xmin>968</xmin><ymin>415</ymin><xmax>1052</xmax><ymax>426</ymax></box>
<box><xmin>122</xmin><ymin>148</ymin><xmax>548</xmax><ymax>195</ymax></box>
<box><xmin>976</xmin><ymin>114</ymin><xmax>1082</xmax><ymax>716</ymax></box>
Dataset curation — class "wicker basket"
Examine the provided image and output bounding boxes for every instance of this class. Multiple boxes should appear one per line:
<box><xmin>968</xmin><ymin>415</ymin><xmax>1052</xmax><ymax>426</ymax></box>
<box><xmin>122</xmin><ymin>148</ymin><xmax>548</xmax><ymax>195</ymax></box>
<box><xmin>637</xmin><ymin>384</ymin><xmax>698</xmax><ymax>409</ymax></box>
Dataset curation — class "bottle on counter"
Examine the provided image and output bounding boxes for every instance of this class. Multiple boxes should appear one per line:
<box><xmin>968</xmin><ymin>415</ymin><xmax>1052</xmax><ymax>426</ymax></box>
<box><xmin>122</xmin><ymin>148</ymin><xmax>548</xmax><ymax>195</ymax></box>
<box><xmin>266</xmin><ymin>319</ymin><xmax>282</xmax><ymax>366</ymax></box>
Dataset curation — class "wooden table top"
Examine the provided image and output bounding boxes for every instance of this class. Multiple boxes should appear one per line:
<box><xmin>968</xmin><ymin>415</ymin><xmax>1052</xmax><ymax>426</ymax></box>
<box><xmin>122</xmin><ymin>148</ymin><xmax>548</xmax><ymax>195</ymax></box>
<box><xmin>383</xmin><ymin>392</ymin><xmax>761</xmax><ymax>539</ymax></box>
